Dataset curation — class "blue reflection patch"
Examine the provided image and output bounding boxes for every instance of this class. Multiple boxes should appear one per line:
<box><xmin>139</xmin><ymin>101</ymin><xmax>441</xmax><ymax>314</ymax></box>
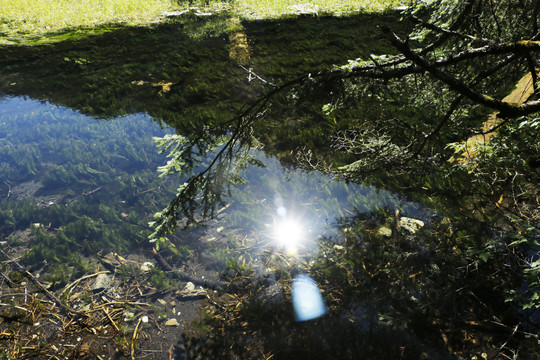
<box><xmin>292</xmin><ymin>274</ymin><xmax>326</xmax><ymax>321</ymax></box>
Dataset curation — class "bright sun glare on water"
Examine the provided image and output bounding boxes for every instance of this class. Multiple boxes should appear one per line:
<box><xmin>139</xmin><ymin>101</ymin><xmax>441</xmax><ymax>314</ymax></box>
<box><xmin>274</xmin><ymin>218</ymin><xmax>304</xmax><ymax>254</ymax></box>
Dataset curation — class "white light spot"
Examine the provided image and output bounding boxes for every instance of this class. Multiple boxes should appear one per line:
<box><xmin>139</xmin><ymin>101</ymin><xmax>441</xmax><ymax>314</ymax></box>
<box><xmin>274</xmin><ymin>219</ymin><xmax>304</xmax><ymax>254</ymax></box>
<box><xmin>292</xmin><ymin>274</ymin><xmax>326</xmax><ymax>321</ymax></box>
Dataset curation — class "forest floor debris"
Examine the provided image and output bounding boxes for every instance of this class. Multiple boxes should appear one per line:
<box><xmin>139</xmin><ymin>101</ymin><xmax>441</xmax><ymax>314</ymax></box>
<box><xmin>0</xmin><ymin>243</ymin><xmax>218</xmax><ymax>359</ymax></box>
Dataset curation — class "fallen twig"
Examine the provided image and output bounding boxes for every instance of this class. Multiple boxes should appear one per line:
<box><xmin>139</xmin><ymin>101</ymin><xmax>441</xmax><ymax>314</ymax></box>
<box><xmin>135</xmin><ymin>186</ymin><xmax>160</xmax><ymax>195</ymax></box>
<box><xmin>0</xmin><ymin>302</ymin><xmax>27</xmax><ymax>312</ymax></box>
<box><xmin>131</xmin><ymin>317</ymin><xmax>142</xmax><ymax>360</ymax></box>
<box><xmin>103</xmin><ymin>307</ymin><xmax>120</xmax><ymax>332</ymax></box>
<box><xmin>153</xmin><ymin>248</ymin><xmax>173</xmax><ymax>272</ymax></box>
<box><xmin>201</xmin><ymin>203</ymin><xmax>232</xmax><ymax>222</ymax></box>
<box><xmin>83</xmin><ymin>186</ymin><xmax>102</xmax><ymax>196</ymax></box>
<box><xmin>3</xmin><ymin>181</ymin><xmax>11</xmax><ymax>199</ymax></box>
<box><xmin>239</xmin><ymin>65</ymin><xmax>277</xmax><ymax>87</ymax></box>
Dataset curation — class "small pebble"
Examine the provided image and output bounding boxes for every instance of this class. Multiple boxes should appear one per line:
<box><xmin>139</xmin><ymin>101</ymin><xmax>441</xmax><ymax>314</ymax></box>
<box><xmin>164</xmin><ymin>318</ymin><xmax>179</xmax><ymax>326</ymax></box>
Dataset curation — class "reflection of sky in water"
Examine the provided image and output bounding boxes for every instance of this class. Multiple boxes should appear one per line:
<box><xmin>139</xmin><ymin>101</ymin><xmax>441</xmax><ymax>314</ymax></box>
<box><xmin>1</xmin><ymin>95</ymin><xmax>430</xmax><ymax>257</ymax></box>
<box><xmin>1</xmin><ymin>95</ymin><xmax>433</xmax><ymax>323</ymax></box>
<box><xmin>232</xmin><ymin>152</ymin><xmax>429</xmax><ymax>256</ymax></box>
<box><xmin>0</xmin><ymin>96</ymin><xmax>169</xmax><ymax>180</ymax></box>
<box><xmin>0</xmin><ymin>96</ymin><xmax>168</xmax><ymax>140</ymax></box>
<box><xmin>0</xmin><ymin>95</ymin><xmax>172</xmax><ymax>208</ymax></box>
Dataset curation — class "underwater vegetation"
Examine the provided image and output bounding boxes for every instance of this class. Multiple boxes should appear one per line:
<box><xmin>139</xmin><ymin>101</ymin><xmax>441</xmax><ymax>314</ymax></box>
<box><xmin>0</xmin><ymin>97</ymin><xmax>178</xmax><ymax>282</ymax></box>
<box><xmin>0</xmin><ymin>93</ymin><xmax>419</xmax><ymax>289</ymax></box>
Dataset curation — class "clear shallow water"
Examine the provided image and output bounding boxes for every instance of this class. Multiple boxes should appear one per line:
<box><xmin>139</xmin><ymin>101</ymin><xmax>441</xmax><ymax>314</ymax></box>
<box><xmin>0</xmin><ymin>96</ymin><xmax>169</xmax><ymax>184</ymax></box>
<box><xmin>231</xmin><ymin>152</ymin><xmax>429</xmax><ymax>254</ymax></box>
<box><xmin>0</xmin><ymin>96</ymin><xmax>175</xmax><ymax>265</ymax></box>
<box><xmin>0</xmin><ymin>95</ymin><xmax>428</xmax><ymax>265</ymax></box>
<box><xmin>0</xmin><ymin>96</ymin><xmax>432</xmax><ymax>349</ymax></box>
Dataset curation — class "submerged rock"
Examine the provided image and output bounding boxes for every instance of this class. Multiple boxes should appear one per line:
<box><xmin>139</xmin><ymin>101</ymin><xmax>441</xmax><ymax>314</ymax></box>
<box><xmin>399</xmin><ymin>217</ymin><xmax>425</xmax><ymax>234</ymax></box>
<box><xmin>101</xmin><ymin>252</ymin><xmax>127</xmax><ymax>269</ymax></box>
<box><xmin>157</xmin><ymin>299</ymin><xmax>167</xmax><ymax>306</ymax></box>
<box><xmin>378</xmin><ymin>226</ymin><xmax>393</xmax><ymax>237</ymax></box>
<box><xmin>140</xmin><ymin>262</ymin><xmax>154</xmax><ymax>272</ymax></box>
<box><xmin>90</xmin><ymin>273</ymin><xmax>112</xmax><ymax>291</ymax></box>
<box><xmin>176</xmin><ymin>282</ymin><xmax>206</xmax><ymax>298</ymax></box>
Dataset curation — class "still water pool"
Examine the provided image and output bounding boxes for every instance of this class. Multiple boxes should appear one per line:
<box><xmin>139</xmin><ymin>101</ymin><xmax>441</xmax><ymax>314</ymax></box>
<box><xmin>0</xmin><ymin>94</ymin><xmax>425</xmax><ymax>269</ymax></box>
<box><xmin>0</xmin><ymin>13</ymin><xmax>442</xmax><ymax>359</ymax></box>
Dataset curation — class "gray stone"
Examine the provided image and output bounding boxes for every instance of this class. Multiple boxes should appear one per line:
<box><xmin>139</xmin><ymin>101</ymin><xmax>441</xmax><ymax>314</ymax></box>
<box><xmin>90</xmin><ymin>273</ymin><xmax>112</xmax><ymax>291</ymax></box>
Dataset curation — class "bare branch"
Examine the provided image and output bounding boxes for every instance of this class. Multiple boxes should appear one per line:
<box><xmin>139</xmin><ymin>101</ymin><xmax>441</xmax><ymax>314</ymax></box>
<box><xmin>417</xmin><ymin>0</ymin><xmax>477</xmax><ymax>55</ymax></box>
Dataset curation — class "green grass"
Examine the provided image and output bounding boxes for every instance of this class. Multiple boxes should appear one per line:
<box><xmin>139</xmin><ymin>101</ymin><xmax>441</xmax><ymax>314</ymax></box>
<box><xmin>0</xmin><ymin>0</ymin><xmax>176</xmax><ymax>44</ymax></box>
<box><xmin>0</xmin><ymin>0</ymin><xmax>405</xmax><ymax>44</ymax></box>
<box><xmin>233</xmin><ymin>0</ymin><xmax>405</xmax><ymax>18</ymax></box>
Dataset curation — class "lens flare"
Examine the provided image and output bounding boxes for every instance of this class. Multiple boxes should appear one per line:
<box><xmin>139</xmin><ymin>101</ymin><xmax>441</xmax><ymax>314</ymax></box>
<box><xmin>292</xmin><ymin>274</ymin><xmax>326</xmax><ymax>321</ymax></box>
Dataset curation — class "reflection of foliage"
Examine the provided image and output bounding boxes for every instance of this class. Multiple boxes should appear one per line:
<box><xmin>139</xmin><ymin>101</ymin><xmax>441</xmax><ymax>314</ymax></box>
<box><xmin>161</xmin><ymin>3</ymin><xmax>540</xmax><ymax>356</ymax></box>
<box><xmin>150</xmin><ymin>122</ymin><xmax>261</xmax><ymax>236</ymax></box>
<box><xmin>278</xmin><ymin>0</ymin><xmax>540</xmax><ymax>318</ymax></box>
<box><xmin>148</xmin><ymin>14</ymin><xmax>410</xmax><ymax>236</ymax></box>
<box><xmin>0</xmin><ymin>15</ymin><xmax>259</xmax><ymax>125</ymax></box>
<box><xmin>1</xmin><ymin>3</ymin><xmax>538</xmax><ymax>357</ymax></box>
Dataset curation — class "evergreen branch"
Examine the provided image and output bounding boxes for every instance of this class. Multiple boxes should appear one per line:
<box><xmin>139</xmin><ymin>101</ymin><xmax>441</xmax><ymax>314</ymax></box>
<box><xmin>383</xmin><ymin>28</ymin><xmax>540</xmax><ymax>117</ymax></box>
<box><xmin>411</xmin><ymin>14</ymin><xmax>494</xmax><ymax>46</ymax></box>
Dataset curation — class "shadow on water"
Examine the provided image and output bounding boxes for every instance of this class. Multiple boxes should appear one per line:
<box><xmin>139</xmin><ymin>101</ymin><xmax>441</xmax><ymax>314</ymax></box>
<box><xmin>0</xmin><ymin>12</ymin><xmax>405</xmax><ymax>128</ymax></box>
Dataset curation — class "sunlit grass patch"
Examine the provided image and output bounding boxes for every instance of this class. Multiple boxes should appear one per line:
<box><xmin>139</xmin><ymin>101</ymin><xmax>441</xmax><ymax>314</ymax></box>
<box><xmin>0</xmin><ymin>0</ymin><xmax>176</xmax><ymax>44</ymax></box>
<box><xmin>0</xmin><ymin>0</ymin><xmax>406</xmax><ymax>44</ymax></box>
<box><xmin>232</xmin><ymin>0</ymin><xmax>406</xmax><ymax>18</ymax></box>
